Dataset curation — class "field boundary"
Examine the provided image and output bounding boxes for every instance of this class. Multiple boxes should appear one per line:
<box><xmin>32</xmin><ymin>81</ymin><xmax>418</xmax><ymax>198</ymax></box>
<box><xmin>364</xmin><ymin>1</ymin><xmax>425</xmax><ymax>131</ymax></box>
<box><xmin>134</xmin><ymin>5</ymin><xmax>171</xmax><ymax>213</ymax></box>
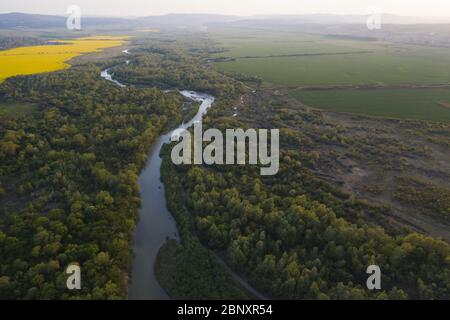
<box><xmin>208</xmin><ymin>50</ymin><xmax>373</xmax><ymax>62</ymax></box>
<box><xmin>269</xmin><ymin>83</ymin><xmax>450</xmax><ymax>91</ymax></box>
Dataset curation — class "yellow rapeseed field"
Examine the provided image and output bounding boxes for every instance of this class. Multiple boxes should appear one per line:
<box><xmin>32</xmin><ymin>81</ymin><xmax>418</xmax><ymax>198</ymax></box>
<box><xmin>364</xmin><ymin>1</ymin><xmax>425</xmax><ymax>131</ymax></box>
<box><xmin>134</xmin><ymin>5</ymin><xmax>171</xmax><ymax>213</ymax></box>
<box><xmin>0</xmin><ymin>36</ymin><xmax>128</xmax><ymax>84</ymax></box>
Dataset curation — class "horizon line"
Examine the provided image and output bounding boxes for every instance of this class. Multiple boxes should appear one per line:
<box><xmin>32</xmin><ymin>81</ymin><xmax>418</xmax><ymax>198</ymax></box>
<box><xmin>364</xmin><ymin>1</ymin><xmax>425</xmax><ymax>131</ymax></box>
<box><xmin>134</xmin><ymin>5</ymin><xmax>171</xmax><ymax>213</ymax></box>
<box><xmin>1</xmin><ymin>11</ymin><xmax>450</xmax><ymax>20</ymax></box>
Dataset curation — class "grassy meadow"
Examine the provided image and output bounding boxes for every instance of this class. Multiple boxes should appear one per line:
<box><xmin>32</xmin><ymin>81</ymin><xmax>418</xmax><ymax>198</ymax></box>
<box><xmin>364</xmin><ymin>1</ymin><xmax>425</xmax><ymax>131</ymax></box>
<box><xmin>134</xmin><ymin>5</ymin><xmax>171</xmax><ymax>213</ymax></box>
<box><xmin>0</xmin><ymin>36</ymin><xmax>128</xmax><ymax>84</ymax></box>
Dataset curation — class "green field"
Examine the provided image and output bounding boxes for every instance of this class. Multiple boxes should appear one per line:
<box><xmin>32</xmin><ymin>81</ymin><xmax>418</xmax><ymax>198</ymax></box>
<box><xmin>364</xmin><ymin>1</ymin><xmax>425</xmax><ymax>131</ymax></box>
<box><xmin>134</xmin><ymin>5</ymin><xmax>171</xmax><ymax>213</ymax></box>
<box><xmin>290</xmin><ymin>88</ymin><xmax>450</xmax><ymax>122</ymax></box>
<box><xmin>211</xmin><ymin>32</ymin><xmax>450</xmax><ymax>86</ymax></box>
<box><xmin>212</xmin><ymin>32</ymin><xmax>372</xmax><ymax>58</ymax></box>
<box><xmin>0</xmin><ymin>102</ymin><xmax>37</xmax><ymax>116</ymax></box>
<box><xmin>210</xmin><ymin>30</ymin><xmax>450</xmax><ymax>122</ymax></box>
<box><xmin>215</xmin><ymin>53</ymin><xmax>450</xmax><ymax>86</ymax></box>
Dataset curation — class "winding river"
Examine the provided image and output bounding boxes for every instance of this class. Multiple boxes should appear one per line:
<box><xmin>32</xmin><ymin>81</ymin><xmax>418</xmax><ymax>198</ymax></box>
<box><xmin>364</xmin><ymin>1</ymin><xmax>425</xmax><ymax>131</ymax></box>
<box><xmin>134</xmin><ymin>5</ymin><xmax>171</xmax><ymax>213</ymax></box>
<box><xmin>100</xmin><ymin>67</ymin><xmax>214</xmax><ymax>300</ymax></box>
<box><xmin>129</xmin><ymin>92</ymin><xmax>214</xmax><ymax>300</ymax></box>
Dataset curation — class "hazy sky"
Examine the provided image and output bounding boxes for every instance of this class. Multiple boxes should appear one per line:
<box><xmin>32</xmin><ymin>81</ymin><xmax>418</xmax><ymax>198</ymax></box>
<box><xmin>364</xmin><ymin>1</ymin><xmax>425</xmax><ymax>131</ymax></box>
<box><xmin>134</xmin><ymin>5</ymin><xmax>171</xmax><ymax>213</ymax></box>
<box><xmin>1</xmin><ymin>0</ymin><xmax>450</xmax><ymax>17</ymax></box>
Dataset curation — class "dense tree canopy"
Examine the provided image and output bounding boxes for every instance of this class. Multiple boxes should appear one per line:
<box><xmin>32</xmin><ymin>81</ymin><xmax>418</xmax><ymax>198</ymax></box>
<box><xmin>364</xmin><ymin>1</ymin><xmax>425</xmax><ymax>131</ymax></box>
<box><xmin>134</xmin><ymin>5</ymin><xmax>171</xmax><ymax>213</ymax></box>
<box><xmin>0</xmin><ymin>62</ymin><xmax>182</xmax><ymax>299</ymax></box>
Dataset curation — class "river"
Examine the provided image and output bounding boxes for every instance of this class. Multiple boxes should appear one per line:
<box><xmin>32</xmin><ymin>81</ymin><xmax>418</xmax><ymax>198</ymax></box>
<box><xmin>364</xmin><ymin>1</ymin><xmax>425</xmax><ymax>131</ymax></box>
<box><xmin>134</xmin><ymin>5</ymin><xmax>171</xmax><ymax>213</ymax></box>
<box><xmin>100</xmin><ymin>67</ymin><xmax>214</xmax><ymax>300</ymax></box>
<box><xmin>128</xmin><ymin>91</ymin><xmax>214</xmax><ymax>300</ymax></box>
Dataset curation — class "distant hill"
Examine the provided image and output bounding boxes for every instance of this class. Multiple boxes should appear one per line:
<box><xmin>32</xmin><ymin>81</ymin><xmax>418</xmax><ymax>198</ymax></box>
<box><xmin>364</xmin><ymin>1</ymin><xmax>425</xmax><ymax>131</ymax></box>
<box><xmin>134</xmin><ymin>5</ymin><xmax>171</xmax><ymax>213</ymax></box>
<box><xmin>0</xmin><ymin>12</ymin><xmax>240</xmax><ymax>29</ymax></box>
<box><xmin>135</xmin><ymin>14</ymin><xmax>240</xmax><ymax>26</ymax></box>
<box><xmin>0</xmin><ymin>12</ymin><xmax>66</xmax><ymax>28</ymax></box>
<box><xmin>0</xmin><ymin>12</ymin><xmax>449</xmax><ymax>30</ymax></box>
<box><xmin>0</xmin><ymin>12</ymin><xmax>130</xmax><ymax>29</ymax></box>
<box><xmin>235</xmin><ymin>14</ymin><xmax>450</xmax><ymax>25</ymax></box>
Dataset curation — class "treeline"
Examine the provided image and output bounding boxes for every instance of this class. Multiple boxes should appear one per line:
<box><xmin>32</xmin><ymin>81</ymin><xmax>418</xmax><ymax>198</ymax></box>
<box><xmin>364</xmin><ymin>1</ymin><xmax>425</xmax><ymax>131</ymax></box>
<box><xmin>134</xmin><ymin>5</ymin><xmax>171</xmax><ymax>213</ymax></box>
<box><xmin>0</xmin><ymin>63</ymin><xmax>183</xmax><ymax>299</ymax></box>
<box><xmin>0</xmin><ymin>36</ymin><xmax>47</xmax><ymax>50</ymax></box>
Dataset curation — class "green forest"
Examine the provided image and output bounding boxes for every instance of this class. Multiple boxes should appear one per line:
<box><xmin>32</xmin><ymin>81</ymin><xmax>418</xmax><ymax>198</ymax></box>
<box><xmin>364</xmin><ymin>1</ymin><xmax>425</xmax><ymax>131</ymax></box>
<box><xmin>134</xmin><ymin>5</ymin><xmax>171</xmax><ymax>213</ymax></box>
<box><xmin>0</xmin><ymin>61</ymin><xmax>184</xmax><ymax>298</ymax></box>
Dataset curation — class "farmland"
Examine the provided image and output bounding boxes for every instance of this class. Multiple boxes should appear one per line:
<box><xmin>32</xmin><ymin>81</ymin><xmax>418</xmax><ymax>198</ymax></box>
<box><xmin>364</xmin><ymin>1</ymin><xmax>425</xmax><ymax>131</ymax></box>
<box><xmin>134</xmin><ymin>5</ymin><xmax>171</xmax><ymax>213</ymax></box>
<box><xmin>211</xmin><ymin>32</ymin><xmax>370</xmax><ymax>58</ymax></box>
<box><xmin>290</xmin><ymin>88</ymin><xmax>450</xmax><ymax>122</ymax></box>
<box><xmin>209</xmin><ymin>30</ymin><xmax>450</xmax><ymax>121</ymax></box>
<box><xmin>0</xmin><ymin>36</ymin><xmax>128</xmax><ymax>84</ymax></box>
<box><xmin>211</xmin><ymin>31</ymin><xmax>450</xmax><ymax>86</ymax></box>
<box><xmin>214</xmin><ymin>53</ymin><xmax>450</xmax><ymax>86</ymax></box>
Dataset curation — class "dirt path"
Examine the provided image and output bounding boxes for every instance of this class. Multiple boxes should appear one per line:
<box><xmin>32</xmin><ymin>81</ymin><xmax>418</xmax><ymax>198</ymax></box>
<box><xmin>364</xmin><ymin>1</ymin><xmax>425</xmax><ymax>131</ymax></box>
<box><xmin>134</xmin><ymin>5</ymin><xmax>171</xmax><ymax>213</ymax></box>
<box><xmin>213</xmin><ymin>254</ymin><xmax>269</xmax><ymax>300</ymax></box>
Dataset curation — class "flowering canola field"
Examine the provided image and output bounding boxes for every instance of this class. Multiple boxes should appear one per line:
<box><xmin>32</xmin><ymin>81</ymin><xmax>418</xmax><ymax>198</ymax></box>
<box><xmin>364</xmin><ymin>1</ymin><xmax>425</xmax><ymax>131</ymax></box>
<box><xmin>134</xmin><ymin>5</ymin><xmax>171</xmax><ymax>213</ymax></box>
<box><xmin>0</xmin><ymin>36</ymin><xmax>128</xmax><ymax>83</ymax></box>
